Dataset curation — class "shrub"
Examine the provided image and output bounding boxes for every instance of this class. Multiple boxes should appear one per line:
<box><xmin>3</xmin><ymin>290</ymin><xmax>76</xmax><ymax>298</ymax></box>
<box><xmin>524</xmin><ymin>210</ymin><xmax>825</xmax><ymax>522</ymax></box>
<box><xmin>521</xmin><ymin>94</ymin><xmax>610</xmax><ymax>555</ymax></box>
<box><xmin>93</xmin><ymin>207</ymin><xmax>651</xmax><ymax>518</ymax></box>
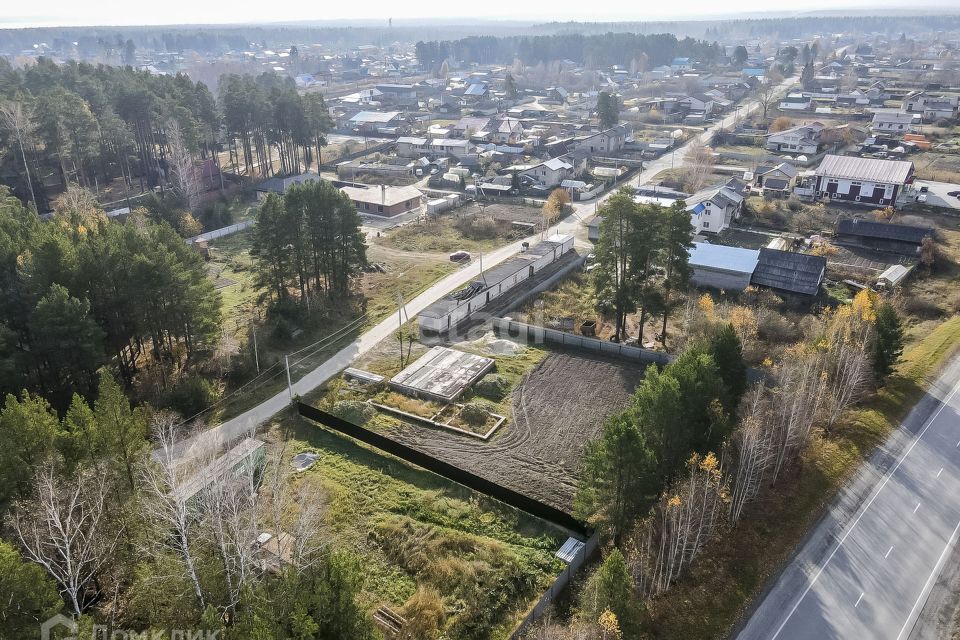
<box><xmin>331</xmin><ymin>400</ymin><xmax>377</xmax><ymax>425</ymax></box>
<box><xmin>460</xmin><ymin>401</ymin><xmax>491</xmax><ymax>427</ymax></box>
<box><xmin>903</xmin><ymin>295</ymin><xmax>943</xmax><ymax>320</ymax></box>
<box><xmin>161</xmin><ymin>375</ymin><xmax>219</xmax><ymax>419</ymax></box>
<box><xmin>786</xmin><ymin>197</ymin><xmax>803</xmax><ymax>212</ymax></box>
<box><xmin>474</xmin><ymin>375</ymin><xmax>509</xmax><ymax>401</ymax></box>
<box><xmin>757</xmin><ymin>311</ymin><xmax>798</xmax><ymax>344</ymax></box>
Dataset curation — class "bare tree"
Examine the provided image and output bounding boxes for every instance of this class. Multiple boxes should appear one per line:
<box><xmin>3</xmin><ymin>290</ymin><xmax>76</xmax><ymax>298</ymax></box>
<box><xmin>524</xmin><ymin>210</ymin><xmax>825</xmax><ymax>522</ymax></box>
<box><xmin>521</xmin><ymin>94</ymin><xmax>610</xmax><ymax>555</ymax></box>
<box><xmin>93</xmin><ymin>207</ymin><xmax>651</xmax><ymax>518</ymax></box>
<box><xmin>729</xmin><ymin>385</ymin><xmax>777</xmax><ymax>523</ymax></box>
<box><xmin>682</xmin><ymin>142</ymin><xmax>715</xmax><ymax>193</ymax></box>
<box><xmin>8</xmin><ymin>464</ymin><xmax>119</xmax><ymax>615</ymax></box>
<box><xmin>0</xmin><ymin>100</ymin><xmax>39</xmax><ymax>212</ymax></box>
<box><xmin>166</xmin><ymin>119</ymin><xmax>200</xmax><ymax>212</ymax></box>
<box><xmin>202</xmin><ymin>457</ymin><xmax>260</xmax><ymax>613</ymax></box>
<box><xmin>138</xmin><ymin>413</ymin><xmax>206</xmax><ymax>609</ymax></box>
<box><xmin>770</xmin><ymin>348</ymin><xmax>828</xmax><ymax>482</ymax></box>
<box><xmin>757</xmin><ymin>70</ymin><xmax>784</xmax><ymax>121</ymax></box>
<box><xmin>822</xmin><ymin>304</ymin><xmax>873</xmax><ymax>429</ymax></box>
<box><xmin>632</xmin><ymin>452</ymin><xmax>728</xmax><ymax>598</ymax></box>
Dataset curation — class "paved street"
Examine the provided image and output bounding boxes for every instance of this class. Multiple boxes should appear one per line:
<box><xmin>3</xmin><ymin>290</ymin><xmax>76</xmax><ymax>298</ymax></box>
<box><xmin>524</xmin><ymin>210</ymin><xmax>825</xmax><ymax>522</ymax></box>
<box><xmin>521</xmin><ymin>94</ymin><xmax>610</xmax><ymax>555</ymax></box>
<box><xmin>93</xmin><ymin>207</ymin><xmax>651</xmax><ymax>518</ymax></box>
<box><xmin>177</xmin><ymin>77</ymin><xmax>796</xmax><ymax>458</ymax></box>
<box><xmin>737</xmin><ymin>354</ymin><xmax>960</xmax><ymax>640</ymax></box>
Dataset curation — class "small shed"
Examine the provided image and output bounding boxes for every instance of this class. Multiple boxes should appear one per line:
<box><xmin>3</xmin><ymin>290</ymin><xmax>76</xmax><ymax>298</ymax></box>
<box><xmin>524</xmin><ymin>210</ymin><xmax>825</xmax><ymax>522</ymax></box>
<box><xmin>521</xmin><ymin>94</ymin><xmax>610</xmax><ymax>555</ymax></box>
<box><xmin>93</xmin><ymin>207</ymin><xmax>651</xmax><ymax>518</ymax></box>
<box><xmin>688</xmin><ymin>243</ymin><xmax>760</xmax><ymax>291</ymax></box>
<box><xmin>751</xmin><ymin>249</ymin><xmax>826</xmax><ymax>296</ymax></box>
<box><xmin>877</xmin><ymin>264</ymin><xmax>911</xmax><ymax>289</ymax></box>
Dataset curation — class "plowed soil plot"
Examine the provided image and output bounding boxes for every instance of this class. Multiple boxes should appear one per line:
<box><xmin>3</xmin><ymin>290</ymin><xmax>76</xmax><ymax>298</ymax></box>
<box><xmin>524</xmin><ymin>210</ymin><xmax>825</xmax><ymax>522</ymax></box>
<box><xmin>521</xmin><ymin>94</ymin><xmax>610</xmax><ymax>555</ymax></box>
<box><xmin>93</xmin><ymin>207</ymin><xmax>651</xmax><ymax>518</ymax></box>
<box><xmin>384</xmin><ymin>352</ymin><xmax>647</xmax><ymax>512</ymax></box>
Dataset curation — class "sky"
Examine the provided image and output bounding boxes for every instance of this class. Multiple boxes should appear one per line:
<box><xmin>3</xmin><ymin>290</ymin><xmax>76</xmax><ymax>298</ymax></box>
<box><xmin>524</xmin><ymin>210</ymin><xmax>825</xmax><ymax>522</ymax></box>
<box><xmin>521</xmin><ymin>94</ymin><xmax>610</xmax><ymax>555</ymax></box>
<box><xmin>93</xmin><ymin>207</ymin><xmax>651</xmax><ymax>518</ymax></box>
<box><xmin>2</xmin><ymin>0</ymin><xmax>956</xmax><ymax>29</ymax></box>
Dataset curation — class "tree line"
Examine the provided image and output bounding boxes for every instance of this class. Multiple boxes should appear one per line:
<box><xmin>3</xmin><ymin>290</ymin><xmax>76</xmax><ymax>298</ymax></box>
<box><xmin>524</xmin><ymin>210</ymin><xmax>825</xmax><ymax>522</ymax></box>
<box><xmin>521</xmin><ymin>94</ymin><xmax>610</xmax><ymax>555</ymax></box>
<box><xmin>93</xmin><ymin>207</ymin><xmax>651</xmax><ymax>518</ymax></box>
<box><xmin>415</xmin><ymin>32</ymin><xmax>721</xmax><ymax>70</ymax></box>
<box><xmin>252</xmin><ymin>180</ymin><xmax>368</xmax><ymax>313</ymax></box>
<box><xmin>0</xmin><ymin>57</ymin><xmax>333</xmax><ymax>217</ymax></box>
<box><xmin>567</xmin><ymin>288</ymin><xmax>903</xmax><ymax>635</ymax></box>
<box><xmin>0</xmin><ymin>186</ymin><xmax>221</xmax><ymax>410</ymax></box>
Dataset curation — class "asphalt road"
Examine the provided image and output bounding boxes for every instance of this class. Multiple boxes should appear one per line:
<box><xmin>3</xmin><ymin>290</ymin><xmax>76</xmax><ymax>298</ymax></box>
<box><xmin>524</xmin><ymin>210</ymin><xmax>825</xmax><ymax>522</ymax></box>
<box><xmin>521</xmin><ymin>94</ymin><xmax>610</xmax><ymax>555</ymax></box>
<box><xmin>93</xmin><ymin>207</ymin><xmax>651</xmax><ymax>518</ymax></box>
<box><xmin>737</xmin><ymin>353</ymin><xmax>960</xmax><ymax>640</ymax></box>
<box><xmin>174</xmin><ymin>77</ymin><xmax>796</xmax><ymax>460</ymax></box>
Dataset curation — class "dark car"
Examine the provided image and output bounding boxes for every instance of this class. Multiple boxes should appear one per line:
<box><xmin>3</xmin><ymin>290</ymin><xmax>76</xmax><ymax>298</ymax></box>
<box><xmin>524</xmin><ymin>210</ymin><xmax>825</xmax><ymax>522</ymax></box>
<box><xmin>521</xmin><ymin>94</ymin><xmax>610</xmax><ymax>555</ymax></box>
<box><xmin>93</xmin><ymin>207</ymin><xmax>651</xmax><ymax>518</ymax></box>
<box><xmin>949</xmin><ymin>190</ymin><xmax>960</xmax><ymax>198</ymax></box>
<box><xmin>449</xmin><ymin>250</ymin><xmax>471</xmax><ymax>262</ymax></box>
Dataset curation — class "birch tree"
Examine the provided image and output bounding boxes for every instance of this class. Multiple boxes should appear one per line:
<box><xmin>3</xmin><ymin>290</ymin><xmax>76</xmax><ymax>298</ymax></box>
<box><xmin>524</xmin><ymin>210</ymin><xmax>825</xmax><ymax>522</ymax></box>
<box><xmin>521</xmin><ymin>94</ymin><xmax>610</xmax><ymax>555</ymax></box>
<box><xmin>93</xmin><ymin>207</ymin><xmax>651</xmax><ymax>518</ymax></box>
<box><xmin>138</xmin><ymin>413</ymin><xmax>206</xmax><ymax>609</ymax></box>
<box><xmin>632</xmin><ymin>452</ymin><xmax>728</xmax><ymax>597</ymax></box>
<box><xmin>821</xmin><ymin>292</ymin><xmax>875</xmax><ymax>429</ymax></box>
<box><xmin>770</xmin><ymin>346</ymin><xmax>828</xmax><ymax>482</ymax></box>
<box><xmin>8</xmin><ymin>463</ymin><xmax>119</xmax><ymax>616</ymax></box>
<box><xmin>729</xmin><ymin>385</ymin><xmax>777</xmax><ymax>522</ymax></box>
<box><xmin>0</xmin><ymin>100</ymin><xmax>39</xmax><ymax>212</ymax></box>
<box><xmin>166</xmin><ymin>119</ymin><xmax>200</xmax><ymax>213</ymax></box>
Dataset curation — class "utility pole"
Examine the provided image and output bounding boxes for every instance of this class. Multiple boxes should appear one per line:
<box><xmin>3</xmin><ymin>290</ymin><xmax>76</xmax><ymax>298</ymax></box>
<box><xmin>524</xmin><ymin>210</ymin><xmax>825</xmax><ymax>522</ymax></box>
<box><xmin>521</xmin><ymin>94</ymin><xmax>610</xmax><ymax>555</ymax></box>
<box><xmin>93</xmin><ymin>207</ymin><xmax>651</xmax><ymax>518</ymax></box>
<box><xmin>252</xmin><ymin>322</ymin><xmax>260</xmax><ymax>374</ymax></box>
<box><xmin>285</xmin><ymin>355</ymin><xmax>293</xmax><ymax>399</ymax></box>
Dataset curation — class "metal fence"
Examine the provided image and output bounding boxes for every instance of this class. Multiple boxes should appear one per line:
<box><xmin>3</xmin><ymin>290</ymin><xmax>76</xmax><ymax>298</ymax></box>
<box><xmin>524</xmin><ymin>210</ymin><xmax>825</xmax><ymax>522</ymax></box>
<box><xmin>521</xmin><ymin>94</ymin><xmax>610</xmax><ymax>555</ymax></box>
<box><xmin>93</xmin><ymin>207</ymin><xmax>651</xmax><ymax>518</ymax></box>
<box><xmin>492</xmin><ymin>318</ymin><xmax>673</xmax><ymax>366</ymax></box>
<box><xmin>186</xmin><ymin>219</ymin><xmax>255</xmax><ymax>244</ymax></box>
<box><xmin>510</xmin><ymin>529</ymin><xmax>601</xmax><ymax>639</ymax></box>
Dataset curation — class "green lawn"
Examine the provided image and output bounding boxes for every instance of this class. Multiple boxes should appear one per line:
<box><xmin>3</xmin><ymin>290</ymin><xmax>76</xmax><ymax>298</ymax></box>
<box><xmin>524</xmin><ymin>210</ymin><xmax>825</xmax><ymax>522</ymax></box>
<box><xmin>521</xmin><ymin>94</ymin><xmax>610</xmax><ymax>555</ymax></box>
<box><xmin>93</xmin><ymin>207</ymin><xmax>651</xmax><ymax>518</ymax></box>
<box><xmin>268</xmin><ymin>410</ymin><xmax>566</xmax><ymax>639</ymax></box>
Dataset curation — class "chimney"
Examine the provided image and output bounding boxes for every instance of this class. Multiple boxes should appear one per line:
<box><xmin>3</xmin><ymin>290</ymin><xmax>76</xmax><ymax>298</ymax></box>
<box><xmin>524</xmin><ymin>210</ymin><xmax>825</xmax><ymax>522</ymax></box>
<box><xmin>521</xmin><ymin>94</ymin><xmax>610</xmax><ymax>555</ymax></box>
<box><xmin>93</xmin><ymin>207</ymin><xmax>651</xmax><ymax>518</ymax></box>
<box><xmin>381</xmin><ymin>184</ymin><xmax>386</xmax><ymax>204</ymax></box>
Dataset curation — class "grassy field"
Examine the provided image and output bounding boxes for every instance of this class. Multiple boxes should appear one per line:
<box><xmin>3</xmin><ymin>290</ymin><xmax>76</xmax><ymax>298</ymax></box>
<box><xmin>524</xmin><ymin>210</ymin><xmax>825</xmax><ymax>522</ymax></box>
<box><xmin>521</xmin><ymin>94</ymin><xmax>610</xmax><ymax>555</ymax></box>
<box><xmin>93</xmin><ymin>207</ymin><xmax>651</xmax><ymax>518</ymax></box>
<box><xmin>912</xmin><ymin>151</ymin><xmax>960</xmax><ymax>184</ymax></box>
<box><xmin>265</xmin><ymin>409</ymin><xmax>566</xmax><ymax>639</ymax></box>
<box><xmin>640</xmin><ymin>313</ymin><xmax>960</xmax><ymax>639</ymax></box>
<box><xmin>381</xmin><ymin>213</ymin><xmax>526</xmax><ymax>255</ymax></box>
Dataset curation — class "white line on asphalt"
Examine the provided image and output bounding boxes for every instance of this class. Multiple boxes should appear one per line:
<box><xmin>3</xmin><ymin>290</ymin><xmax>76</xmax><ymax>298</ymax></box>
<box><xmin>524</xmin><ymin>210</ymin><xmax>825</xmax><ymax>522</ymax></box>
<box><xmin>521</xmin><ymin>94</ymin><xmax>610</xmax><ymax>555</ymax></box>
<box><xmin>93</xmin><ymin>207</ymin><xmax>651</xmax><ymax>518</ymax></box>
<box><xmin>939</xmin><ymin>467</ymin><xmax>944</xmax><ymax>478</ymax></box>
<box><xmin>955</xmin><ymin>438</ymin><xmax>959</xmax><ymax>447</ymax></box>
<box><xmin>769</xmin><ymin>377</ymin><xmax>960</xmax><ymax>640</ymax></box>
<box><xmin>885</xmin><ymin>546</ymin><xmax>894</xmax><ymax>559</ymax></box>
<box><xmin>914</xmin><ymin>502</ymin><xmax>922</xmax><ymax>514</ymax></box>
<box><xmin>855</xmin><ymin>592</ymin><xmax>865</xmax><ymax>607</ymax></box>
<box><xmin>896</xmin><ymin>517</ymin><xmax>960</xmax><ymax>640</ymax></box>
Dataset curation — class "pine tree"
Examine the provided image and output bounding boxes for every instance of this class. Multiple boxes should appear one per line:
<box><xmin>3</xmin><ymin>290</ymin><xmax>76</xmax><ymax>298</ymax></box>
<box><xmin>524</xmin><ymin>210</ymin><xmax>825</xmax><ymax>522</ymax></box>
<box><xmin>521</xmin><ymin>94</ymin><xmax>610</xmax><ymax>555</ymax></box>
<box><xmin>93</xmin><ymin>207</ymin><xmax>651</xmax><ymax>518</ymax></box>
<box><xmin>872</xmin><ymin>301</ymin><xmax>904</xmax><ymax>380</ymax></box>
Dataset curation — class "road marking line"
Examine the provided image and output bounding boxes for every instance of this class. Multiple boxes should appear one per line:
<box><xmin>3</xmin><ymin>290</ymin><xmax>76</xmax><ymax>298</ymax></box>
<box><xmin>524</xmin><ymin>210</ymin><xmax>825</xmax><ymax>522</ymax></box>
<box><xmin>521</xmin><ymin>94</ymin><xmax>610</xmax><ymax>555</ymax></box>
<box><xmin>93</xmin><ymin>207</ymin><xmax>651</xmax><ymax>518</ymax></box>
<box><xmin>768</xmin><ymin>375</ymin><xmax>960</xmax><ymax>640</ymax></box>
<box><xmin>885</xmin><ymin>546</ymin><xmax>894</xmax><ymax>559</ymax></box>
<box><xmin>939</xmin><ymin>467</ymin><xmax>944</xmax><ymax>478</ymax></box>
<box><xmin>855</xmin><ymin>592</ymin><xmax>865</xmax><ymax>607</ymax></box>
<box><xmin>914</xmin><ymin>502</ymin><xmax>922</xmax><ymax>514</ymax></box>
<box><xmin>896</xmin><ymin>517</ymin><xmax>960</xmax><ymax>640</ymax></box>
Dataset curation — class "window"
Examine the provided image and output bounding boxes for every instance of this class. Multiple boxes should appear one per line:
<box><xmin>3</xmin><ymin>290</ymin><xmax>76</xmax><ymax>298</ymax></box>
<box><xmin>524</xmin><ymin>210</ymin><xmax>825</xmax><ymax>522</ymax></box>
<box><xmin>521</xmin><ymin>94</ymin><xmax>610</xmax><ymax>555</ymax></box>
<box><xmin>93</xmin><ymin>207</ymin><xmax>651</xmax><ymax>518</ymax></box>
<box><xmin>377</xmin><ymin>205</ymin><xmax>383</xmax><ymax>213</ymax></box>
<box><xmin>703</xmin><ymin>221</ymin><xmax>710</xmax><ymax>228</ymax></box>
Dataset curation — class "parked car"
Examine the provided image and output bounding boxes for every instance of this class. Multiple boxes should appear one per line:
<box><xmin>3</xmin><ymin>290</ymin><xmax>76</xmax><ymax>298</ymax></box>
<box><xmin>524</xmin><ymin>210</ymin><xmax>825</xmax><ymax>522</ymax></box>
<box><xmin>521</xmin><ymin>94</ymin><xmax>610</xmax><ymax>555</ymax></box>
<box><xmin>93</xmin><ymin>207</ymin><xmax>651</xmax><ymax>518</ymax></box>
<box><xmin>948</xmin><ymin>190</ymin><xmax>960</xmax><ymax>198</ymax></box>
<box><xmin>449</xmin><ymin>250</ymin><xmax>471</xmax><ymax>262</ymax></box>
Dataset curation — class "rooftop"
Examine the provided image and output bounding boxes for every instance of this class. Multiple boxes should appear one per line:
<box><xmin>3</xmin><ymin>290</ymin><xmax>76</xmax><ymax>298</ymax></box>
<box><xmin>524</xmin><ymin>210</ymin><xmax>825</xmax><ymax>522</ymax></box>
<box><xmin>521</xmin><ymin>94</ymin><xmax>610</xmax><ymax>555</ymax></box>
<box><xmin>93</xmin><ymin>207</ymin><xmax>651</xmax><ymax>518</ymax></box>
<box><xmin>689</xmin><ymin>242</ymin><xmax>760</xmax><ymax>274</ymax></box>
<box><xmin>835</xmin><ymin>218</ymin><xmax>934</xmax><ymax>243</ymax></box>
<box><xmin>815</xmin><ymin>154</ymin><xmax>914</xmax><ymax>184</ymax></box>
<box><xmin>751</xmin><ymin>249</ymin><xmax>825</xmax><ymax>296</ymax></box>
<box><xmin>389</xmin><ymin>346</ymin><xmax>495</xmax><ymax>403</ymax></box>
<box><xmin>340</xmin><ymin>184</ymin><xmax>422</xmax><ymax>207</ymax></box>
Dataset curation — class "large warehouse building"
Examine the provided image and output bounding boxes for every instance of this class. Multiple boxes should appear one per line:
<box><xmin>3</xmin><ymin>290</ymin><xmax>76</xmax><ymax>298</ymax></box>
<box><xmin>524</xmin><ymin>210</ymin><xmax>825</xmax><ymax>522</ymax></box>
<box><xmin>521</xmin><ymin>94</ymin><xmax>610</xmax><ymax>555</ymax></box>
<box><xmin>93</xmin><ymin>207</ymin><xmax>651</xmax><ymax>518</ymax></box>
<box><xmin>418</xmin><ymin>234</ymin><xmax>575</xmax><ymax>334</ymax></box>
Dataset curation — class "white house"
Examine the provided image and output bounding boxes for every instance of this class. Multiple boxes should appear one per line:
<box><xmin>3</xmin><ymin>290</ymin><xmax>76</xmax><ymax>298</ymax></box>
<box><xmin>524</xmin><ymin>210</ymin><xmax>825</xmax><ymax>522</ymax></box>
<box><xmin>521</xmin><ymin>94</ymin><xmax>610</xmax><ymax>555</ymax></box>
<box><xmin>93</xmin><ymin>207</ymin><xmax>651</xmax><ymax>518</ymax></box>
<box><xmin>765</xmin><ymin>122</ymin><xmax>824</xmax><ymax>154</ymax></box>
<box><xmin>395</xmin><ymin>136</ymin><xmax>429</xmax><ymax>158</ymax></box>
<box><xmin>685</xmin><ymin>185</ymin><xmax>744</xmax><ymax>234</ymax></box>
<box><xmin>428</xmin><ymin>138</ymin><xmax>477</xmax><ymax>159</ymax></box>
<box><xmin>871</xmin><ymin>112</ymin><xmax>920</xmax><ymax>133</ymax></box>
<box><xmin>679</xmin><ymin>94</ymin><xmax>715</xmax><ymax>115</ymax></box>
<box><xmin>779</xmin><ymin>93</ymin><xmax>813</xmax><ymax>110</ymax></box>
<box><xmin>519</xmin><ymin>157</ymin><xmax>574</xmax><ymax>188</ymax></box>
